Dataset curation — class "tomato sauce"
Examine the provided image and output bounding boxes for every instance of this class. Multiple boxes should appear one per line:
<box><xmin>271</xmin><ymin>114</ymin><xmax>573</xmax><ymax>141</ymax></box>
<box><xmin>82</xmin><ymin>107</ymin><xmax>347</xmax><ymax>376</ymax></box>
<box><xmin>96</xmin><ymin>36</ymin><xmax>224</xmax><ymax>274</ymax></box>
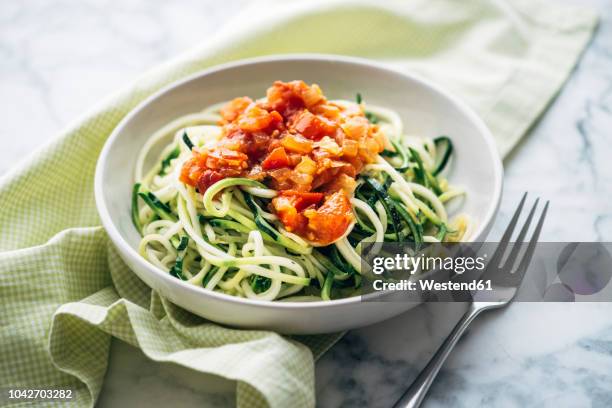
<box><xmin>180</xmin><ymin>80</ymin><xmax>387</xmax><ymax>245</ymax></box>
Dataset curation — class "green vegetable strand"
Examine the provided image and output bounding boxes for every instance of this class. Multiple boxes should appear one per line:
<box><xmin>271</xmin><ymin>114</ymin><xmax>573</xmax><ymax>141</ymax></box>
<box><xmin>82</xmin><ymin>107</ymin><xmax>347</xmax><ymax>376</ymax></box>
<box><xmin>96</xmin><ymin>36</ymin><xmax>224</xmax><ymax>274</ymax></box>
<box><xmin>138</xmin><ymin>191</ymin><xmax>177</xmax><ymax>222</ymax></box>
<box><xmin>433</xmin><ymin>136</ymin><xmax>453</xmax><ymax>176</ymax></box>
<box><xmin>169</xmin><ymin>236</ymin><xmax>189</xmax><ymax>280</ymax></box>
<box><xmin>131</xmin><ymin>183</ymin><xmax>143</xmax><ymax>234</ymax></box>
<box><xmin>182</xmin><ymin>132</ymin><xmax>194</xmax><ymax>150</ymax></box>
<box><xmin>250</xmin><ymin>275</ymin><xmax>272</xmax><ymax>294</ymax></box>
<box><xmin>159</xmin><ymin>146</ymin><xmax>180</xmax><ymax>176</ymax></box>
<box><xmin>365</xmin><ymin>178</ymin><xmax>403</xmax><ymax>242</ymax></box>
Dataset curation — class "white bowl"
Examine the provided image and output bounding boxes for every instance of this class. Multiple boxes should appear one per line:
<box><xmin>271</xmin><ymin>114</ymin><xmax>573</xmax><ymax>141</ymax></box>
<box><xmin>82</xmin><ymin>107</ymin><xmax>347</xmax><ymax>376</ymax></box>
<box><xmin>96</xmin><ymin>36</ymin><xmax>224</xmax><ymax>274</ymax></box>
<box><xmin>95</xmin><ymin>55</ymin><xmax>503</xmax><ymax>334</ymax></box>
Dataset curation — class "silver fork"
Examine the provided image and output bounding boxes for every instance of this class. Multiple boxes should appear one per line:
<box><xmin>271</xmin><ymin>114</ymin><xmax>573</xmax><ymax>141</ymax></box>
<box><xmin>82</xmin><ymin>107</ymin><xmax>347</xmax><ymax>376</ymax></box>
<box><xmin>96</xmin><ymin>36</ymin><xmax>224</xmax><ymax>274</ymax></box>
<box><xmin>392</xmin><ymin>193</ymin><xmax>549</xmax><ymax>408</ymax></box>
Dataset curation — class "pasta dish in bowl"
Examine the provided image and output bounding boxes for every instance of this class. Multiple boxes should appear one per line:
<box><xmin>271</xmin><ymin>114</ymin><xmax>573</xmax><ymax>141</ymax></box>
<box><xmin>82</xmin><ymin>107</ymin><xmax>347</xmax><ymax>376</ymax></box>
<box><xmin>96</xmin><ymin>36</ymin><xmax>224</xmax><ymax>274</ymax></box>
<box><xmin>95</xmin><ymin>55</ymin><xmax>502</xmax><ymax>333</ymax></box>
<box><xmin>132</xmin><ymin>80</ymin><xmax>468</xmax><ymax>302</ymax></box>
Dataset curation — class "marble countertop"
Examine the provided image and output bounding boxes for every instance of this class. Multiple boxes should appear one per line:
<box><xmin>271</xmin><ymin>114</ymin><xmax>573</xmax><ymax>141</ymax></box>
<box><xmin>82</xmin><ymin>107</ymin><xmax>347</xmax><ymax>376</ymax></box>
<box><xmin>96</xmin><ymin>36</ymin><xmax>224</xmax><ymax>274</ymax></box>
<box><xmin>1</xmin><ymin>0</ymin><xmax>611</xmax><ymax>407</ymax></box>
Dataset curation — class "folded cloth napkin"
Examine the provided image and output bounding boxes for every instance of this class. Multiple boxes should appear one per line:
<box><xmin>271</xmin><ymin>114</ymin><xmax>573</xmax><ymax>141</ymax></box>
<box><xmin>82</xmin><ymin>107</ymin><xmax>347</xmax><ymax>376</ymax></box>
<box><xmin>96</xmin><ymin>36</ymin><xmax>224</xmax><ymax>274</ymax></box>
<box><xmin>0</xmin><ymin>0</ymin><xmax>596</xmax><ymax>407</ymax></box>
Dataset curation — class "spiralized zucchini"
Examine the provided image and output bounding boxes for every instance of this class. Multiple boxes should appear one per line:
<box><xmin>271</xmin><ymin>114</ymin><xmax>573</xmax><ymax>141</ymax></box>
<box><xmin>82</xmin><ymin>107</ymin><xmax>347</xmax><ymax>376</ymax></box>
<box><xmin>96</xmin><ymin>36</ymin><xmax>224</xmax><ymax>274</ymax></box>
<box><xmin>132</xmin><ymin>98</ymin><xmax>469</xmax><ymax>301</ymax></box>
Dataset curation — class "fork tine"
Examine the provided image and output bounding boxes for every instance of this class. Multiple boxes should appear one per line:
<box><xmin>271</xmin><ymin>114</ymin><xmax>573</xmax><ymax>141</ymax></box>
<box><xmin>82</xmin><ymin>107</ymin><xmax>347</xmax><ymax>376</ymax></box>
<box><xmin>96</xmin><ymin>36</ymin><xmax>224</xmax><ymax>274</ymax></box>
<box><xmin>503</xmin><ymin>198</ymin><xmax>539</xmax><ymax>271</ymax></box>
<box><xmin>489</xmin><ymin>192</ymin><xmax>527</xmax><ymax>267</ymax></box>
<box><xmin>509</xmin><ymin>200</ymin><xmax>549</xmax><ymax>286</ymax></box>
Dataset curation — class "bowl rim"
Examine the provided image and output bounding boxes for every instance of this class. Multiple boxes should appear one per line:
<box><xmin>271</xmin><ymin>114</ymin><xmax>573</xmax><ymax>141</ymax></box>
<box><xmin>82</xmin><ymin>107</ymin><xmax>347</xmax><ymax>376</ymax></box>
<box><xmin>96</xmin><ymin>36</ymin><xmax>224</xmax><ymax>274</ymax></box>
<box><xmin>94</xmin><ymin>53</ymin><xmax>503</xmax><ymax>310</ymax></box>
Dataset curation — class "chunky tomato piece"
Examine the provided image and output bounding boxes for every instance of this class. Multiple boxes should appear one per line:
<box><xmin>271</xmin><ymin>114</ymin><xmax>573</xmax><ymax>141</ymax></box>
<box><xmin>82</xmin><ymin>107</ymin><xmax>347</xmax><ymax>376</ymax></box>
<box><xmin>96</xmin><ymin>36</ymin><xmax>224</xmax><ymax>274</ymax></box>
<box><xmin>220</xmin><ymin>97</ymin><xmax>252</xmax><ymax>122</ymax></box>
<box><xmin>290</xmin><ymin>110</ymin><xmax>336</xmax><ymax>140</ymax></box>
<box><xmin>304</xmin><ymin>191</ymin><xmax>354</xmax><ymax>245</ymax></box>
<box><xmin>311</xmin><ymin>103</ymin><xmax>341</xmax><ymax>120</ymax></box>
<box><xmin>341</xmin><ymin>139</ymin><xmax>359</xmax><ymax>157</ymax></box>
<box><xmin>278</xmin><ymin>190</ymin><xmax>323</xmax><ymax>211</ymax></box>
<box><xmin>266</xmin><ymin>80</ymin><xmax>324</xmax><ymax>115</ymax></box>
<box><xmin>280</xmin><ymin>133</ymin><xmax>313</xmax><ymax>154</ymax></box>
<box><xmin>238</xmin><ymin>105</ymin><xmax>282</xmax><ymax>132</ymax></box>
<box><xmin>321</xmin><ymin>173</ymin><xmax>357</xmax><ymax>196</ymax></box>
<box><xmin>180</xmin><ymin>155</ymin><xmax>205</xmax><ymax>186</ymax></box>
<box><xmin>272</xmin><ymin>190</ymin><xmax>351</xmax><ymax>244</ymax></box>
<box><xmin>181</xmin><ymin>151</ymin><xmax>244</xmax><ymax>192</ymax></box>
<box><xmin>271</xmin><ymin>191</ymin><xmax>324</xmax><ymax>233</ymax></box>
<box><xmin>271</xmin><ymin>194</ymin><xmax>307</xmax><ymax>233</ymax></box>
<box><xmin>266</xmin><ymin>81</ymin><xmax>301</xmax><ymax>114</ymax></box>
<box><xmin>206</xmin><ymin>148</ymin><xmax>248</xmax><ymax>169</ymax></box>
<box><xmin>261</xmin><ymin>147</ymin><xmax>290</xmax><ymax>170</ymax></box>
<box><xmin>196</xmin><ymin>169</ymin><xmax>224</xmax><ymax>191</ymax></box>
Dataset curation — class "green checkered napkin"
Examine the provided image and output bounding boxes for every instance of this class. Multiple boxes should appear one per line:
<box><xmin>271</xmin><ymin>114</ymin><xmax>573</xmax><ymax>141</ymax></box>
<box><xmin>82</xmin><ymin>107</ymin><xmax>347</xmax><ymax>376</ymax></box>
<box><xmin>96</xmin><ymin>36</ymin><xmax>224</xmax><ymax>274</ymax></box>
<box><xmin>0</xmin><ymin>0</ymin><xmax>596</xmax><ymax>407</ymax></box>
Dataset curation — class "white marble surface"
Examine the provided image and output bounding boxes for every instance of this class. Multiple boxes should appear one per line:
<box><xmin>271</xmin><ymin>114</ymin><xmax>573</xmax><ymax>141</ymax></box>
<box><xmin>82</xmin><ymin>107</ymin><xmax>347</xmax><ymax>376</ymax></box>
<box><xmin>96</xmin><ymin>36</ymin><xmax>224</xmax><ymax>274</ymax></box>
<box><xmin>1</xmin><ymin>0</ymin><xmax>611</xmax><ymax>407</ymax></box>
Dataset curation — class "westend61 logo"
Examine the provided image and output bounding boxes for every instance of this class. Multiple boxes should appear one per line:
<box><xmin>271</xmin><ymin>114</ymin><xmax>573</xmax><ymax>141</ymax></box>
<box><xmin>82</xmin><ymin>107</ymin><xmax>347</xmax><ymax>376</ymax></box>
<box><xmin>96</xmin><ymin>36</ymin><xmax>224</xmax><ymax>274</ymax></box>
<box><xmin>360</xmin><ymin>242</ymin><xmax>612</xmax><ymax>302</ymax></box>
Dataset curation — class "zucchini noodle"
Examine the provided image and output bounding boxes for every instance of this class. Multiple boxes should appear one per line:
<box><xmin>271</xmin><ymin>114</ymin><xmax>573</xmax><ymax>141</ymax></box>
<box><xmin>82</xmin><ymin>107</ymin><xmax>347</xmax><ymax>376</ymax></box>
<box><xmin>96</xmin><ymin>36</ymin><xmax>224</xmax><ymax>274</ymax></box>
<box><xmin>132</xmin><ymin>93</ymin><xmax>468</xmax><ymax>301</ymax></box>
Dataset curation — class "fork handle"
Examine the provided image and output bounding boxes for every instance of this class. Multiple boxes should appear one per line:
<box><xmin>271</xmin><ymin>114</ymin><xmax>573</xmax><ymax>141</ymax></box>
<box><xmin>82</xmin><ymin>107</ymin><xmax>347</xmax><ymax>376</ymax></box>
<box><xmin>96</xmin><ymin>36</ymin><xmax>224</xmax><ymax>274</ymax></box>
<box><xmin>392</xmin><ymin>304</ymin><xmax>482</xmax><ymax>408</ymax></box>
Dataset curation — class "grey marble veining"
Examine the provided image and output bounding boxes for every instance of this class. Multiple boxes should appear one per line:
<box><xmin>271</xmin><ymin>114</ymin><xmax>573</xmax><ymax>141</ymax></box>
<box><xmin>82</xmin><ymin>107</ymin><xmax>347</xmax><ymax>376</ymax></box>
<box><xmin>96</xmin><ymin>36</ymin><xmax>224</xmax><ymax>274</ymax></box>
<box><xmin>1</xmin><ymin>0</ymin><xmax>611</xmax><ymax>407</ymax></box>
